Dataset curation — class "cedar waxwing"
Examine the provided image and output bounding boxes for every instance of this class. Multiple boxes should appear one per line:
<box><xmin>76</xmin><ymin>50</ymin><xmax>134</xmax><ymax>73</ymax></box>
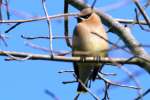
<box><xmin>72</xmin><ymin>8</ymin><xmax>108</xmax><ymax>92</ymax></box>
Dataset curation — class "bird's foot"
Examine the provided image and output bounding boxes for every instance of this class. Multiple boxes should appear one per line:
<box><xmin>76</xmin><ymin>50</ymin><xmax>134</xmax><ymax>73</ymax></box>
<box><xmin>80</xmin><ymin>56</ymin><xmax>86</xmax><ymax>62</ymax></box>
<box><xmin>94</xmin><ymin>56</ymin><xmax>101</xmax><ymax>62</ymax></box>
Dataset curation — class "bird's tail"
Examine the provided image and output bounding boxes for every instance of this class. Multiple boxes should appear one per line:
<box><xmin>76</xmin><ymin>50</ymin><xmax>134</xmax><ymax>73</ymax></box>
<box><xmin>92</xmin><ymin>64</ymin><xmax>104</xmax><ymax>80</ymax></box>
<box><xmin>92</xmin><ymin>66</ymin><xmax>100</xmax><ymax>80</ymax></box>
<box><xmin>77</xmin><ymin>82</ymin><xmax>87</xmax><ymax>92</ymax></box>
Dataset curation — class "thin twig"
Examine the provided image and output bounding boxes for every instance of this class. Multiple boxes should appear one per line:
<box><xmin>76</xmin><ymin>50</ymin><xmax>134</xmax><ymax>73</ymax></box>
<box><xmin>58</xmin><ymin>70</ymin><xmax>74</xmax><ymax>73</ymax></box>
<box><xmin>5</xmin><ymin>22</ymin><xmax>22</xmax><ymax>33</ymax></box>
<box><xmin>42</xmin><ymin>0</ymin><xmax>53</xmax><ymax>56</ymax></box>
<box><xmin>115</xmin><ymin>18</ymin><xmax>147</xmax><ymax>25</ymax></box>
<box><xmin>98</xmin><ymin>73</ymin><xmax>140</xmax><ymax>89</ymax></box>
<box><xmin>100</xmin><ymin>55</ymin><xmax>142</xmax><ymax>98</ymax></box>
<box><xmin>135</xmin><ymin>8</ymin><xmax>150</xmax><ymax>32</ymax></box>
<box><xmin>135</xmin><ymin>88</ymin><xmax>150</xmax><ymax>100</ymax></box>
<box><xmin>45</xmin><ymin>89</ymin><xmax>59</xmax><ymax>100</ymax></box>
<box><xmin>133</xmin><ymin>0</ymin><xmax>150</xmax><ymax>28</ymax></box>
<box><xmin>102</xmin><ymin>82</ymin><xmax>110</xmax><ymax>100</ymax></box>
<box><xmin>25</xmin><ymin>41</ymin><xmax>71</xmax><ymax>56</ymax></box>
<box><xmin>91</xmin><ymin>0</ymin><xmax>97</xmax><ymax>8</ymax></box>
<box><xmin>74</xmin><ymin>74</ymin><xmax>100</xmax><ymax>100</ymax></box>
<box><xmin>0</xmin><ymin>17</ymin><xmax>148</xmax><ymax>25</ymax></box>
<box><xmin>64</xmin><ymin>0</ymin><xmax>72</xmax><ymax>47</ymax></box>
<box><xmin>5</xmin><ymin>53</ymin><xmax>32</xmax><ymax>61</ymax></box>
<box><xmin>5</xmin><ymin>0</ymin><xmax>10</xmax><ymax>20</ymax></box>
<box><xmin>97</xmin><ymin>70</ymin><xmax>144</xmax><ymax>95</ymax></box>
<box><xmin>100</xmin><ymin>72</ymin><xmax>117</xmax><ymax>76</ymax></box>
<box><xmin>0</xmin><ymin>13</ymin><xmax>78</xmax><ymax>23</ymax></box>
<box><xmin>0</xmin><ymin>33</ymin><xmax>8</xmax><ymax>46</ymax></box>
<box><xmin>103</xmin><ymin>51</ymin><xmax>142</xmax><ymax>98</ymax></box>
<box><xmin>0</xmin><ymin>0</ymin><xmax>2</xmax><ymax>20</ymax></box>
<box><xmin>21</xmin><ymin>34</ymin><xmax>72</xmax><ymax>40</ymax></box>
<box><xmin>62</xmin><ymin>80</ymin><xmax>76</xmax><ymax>84</ymax></box>
<box><xmin>144</xmin><ymin>0</ymin><xmax>150</xmax><ymax>8</ymax></box>
<box><xmin>58</xmin><ymin>69</ymin><xmax>116</xmax><ymax>75</ymax></box>
<box><xmin>74</xmin><ymin>93</ymin><xmax>80</xmax><ymax>100</ymax></box>
<box><xmin>119</xmin><ymin>66</ymin><xmax>143</xmax><ymax>99</ymax></box>
<box><xmin>25</xmin><ymin>41</ymin><xmax>50</xmax><ymax>52</ymax></box>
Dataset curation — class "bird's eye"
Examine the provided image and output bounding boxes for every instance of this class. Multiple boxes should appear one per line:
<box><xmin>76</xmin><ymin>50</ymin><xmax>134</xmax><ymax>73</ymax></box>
<box><xmin>81</xmin><ymin>13</ymin><xmax>92</xmax><ymax>19</ymax></box>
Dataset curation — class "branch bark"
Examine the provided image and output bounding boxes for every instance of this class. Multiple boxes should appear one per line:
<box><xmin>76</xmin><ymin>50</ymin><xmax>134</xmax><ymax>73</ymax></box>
<box><xmin>0</xmin><ymin>50</ymin><xmax>140</xmax><ymax>64</ymax></box>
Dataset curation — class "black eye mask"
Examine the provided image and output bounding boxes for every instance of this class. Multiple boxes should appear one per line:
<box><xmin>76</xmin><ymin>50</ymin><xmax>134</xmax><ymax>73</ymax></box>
<box><xmin>77</xmin><ymin>13</ymin><xmax>92</xmax><ymax>23</ymax></box>
<box><xmin>80</xmin><ymin>13</ymin><xmax>92</xmax><ymax>19</ymax></box>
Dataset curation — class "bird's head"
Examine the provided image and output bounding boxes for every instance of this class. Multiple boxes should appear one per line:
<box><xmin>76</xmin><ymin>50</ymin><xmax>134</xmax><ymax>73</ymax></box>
<box><xmin>76</xmin><ymin>8</ymin><xmax>93</xmax><ymax>22</ymax></box>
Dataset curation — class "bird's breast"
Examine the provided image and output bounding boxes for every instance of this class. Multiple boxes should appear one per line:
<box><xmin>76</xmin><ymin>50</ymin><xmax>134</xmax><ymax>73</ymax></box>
<box><xmin>72</xmin><ymin>23</ymin><xmax>108</xmax><ymax>56</ymax></box>
<box><xmin>73</xmin><ymin>32</ymin><xmax>108</xmax><ymax>56</ymax></box>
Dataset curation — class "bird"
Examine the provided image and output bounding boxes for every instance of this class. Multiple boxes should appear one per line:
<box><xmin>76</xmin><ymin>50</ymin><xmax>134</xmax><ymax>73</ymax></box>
<box><xmin>72</xmin><ymin>7</ymin><xmax>108</xmax><ymax>92</ymax></box>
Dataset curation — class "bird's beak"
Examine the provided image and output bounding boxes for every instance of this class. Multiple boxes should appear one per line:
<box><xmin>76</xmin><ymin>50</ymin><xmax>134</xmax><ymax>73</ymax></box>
<box><xmin>75</xmin><ymin>16</ymin><xmax>85</xmax><ymax>22</ymax></box>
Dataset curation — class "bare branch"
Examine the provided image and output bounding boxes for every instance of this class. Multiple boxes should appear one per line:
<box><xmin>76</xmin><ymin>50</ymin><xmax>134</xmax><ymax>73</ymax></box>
<box><xmin>133</xmin><ymin>0</ymin><xmax>150</xmax><ymax>28</ymax></box>
<box><xmin>64</xmin><ymin>0</ymin><xmax>72</xmax><ymax>48</ymax></box>
<box><xmin>74</xmin><ymin>74</ymin><xmax>100</xmax><ymax>100</ymax></box>
<box><xmin>74</xmin><ymin>93</ymin><xmax>80</xmax><ymax>100</ymax></box>
<box><xmin>144</xmin><ymin>0</ymin><xmax>150</xmax><ymax>8</ymax></box>
<box><xmin>42</xmin><ymin>0</ymin><xmax>53</xmax><ymax>56</ymax></box>
<box><xmin>25</xmin><ymin>41</ymin><xmax>50</xmax><ymax>52</ymax></box>
<box><xmin>5</xmin><ymin>0</ymin><xmax>10</xmax><ymax>20</ymax></box>
<box><xmin>58</xmin><ymin>70</ymin><xmax>74</xmax><ymax>73</ymax></box>
<box><xmin>24</xmin><ymin>41</ymin><xmax>71</xmax><ymax>56</ymax></box>
<box><xmin>119</xmin><ymin>66</ymin><xmax>143</xmax><ymax>99</ymax></box>
<box><xmin>62</xmin><ymin>80</ymin><xmax>76</xmax><ymax>84</ymax></box>
<box><xmin>0</xmin><ymin>16</ymin><xmax>148</xmax><ymax>26</ymax></box>
<box><xmin>102</xmin><ymin>82</ymin><xmax>110</xmax><ymax>100</ymax></box>
<box><xmin>135</xmin><ymin>8</ymin><xmax>150</xmax><ymax>32</ymax></box>
<box><xmin>0</xmin><ymin>33</ymin><xmax>8</xmax><ymax>46</ymax></box>
<box><xmin>98</xmin><ymin>73</ymin><xmax>140</xmax><ymax>89</ymax></box>
<box><xmin>135</xmin><ymin>88</ymin><xmax>150</xmax><ymax>100</ymax></box>
<box><xmin>0</xmin><ymin>0</ymin><xmax>2</xmax><ymax>20</ymax></box>
<box><xmin>115</xmin><ymin>18</ymin><xmax>147</xmax><ymax>25</ymax></box>
<box><xmin>97</xmin><ymin>70</ymin><xmax>144</xmax><ymax>95</ymax></box>
<box><xmin>0</xmin><ymin>13</ymin><xmax>78</xmax><ymax>23</ymax></box>
<box><xmin>91</xmin><ymin>0</ymin><xmax>97</xmax><ymax>8</ymax></box>
<box><xmin>5</xmin><ymin>22</ymin><xmax>22</xmax><ymax>33</ymax></box>
<box><xmin>45</xmin><ymin>89</ymin><xmax>59</xmax><ymax>100</ymax></box>
<box><xmin>100</xmin><ymin>72</ymin><xmax>117</xmax><ymax>76</ymax></box>
<box><xmin>21</xmin><ymin>35</ymin><xmax>72</xmax><ymax>40</ymax></box>
<box><xmin>0</xmin><ymin>50</ymin><xmax>141</xmax><ymax>64</ymax></box>
<box><xmin>5</xmin><ymin>54</ymin><xmax>32</xmax><ymax>61</ymax></box>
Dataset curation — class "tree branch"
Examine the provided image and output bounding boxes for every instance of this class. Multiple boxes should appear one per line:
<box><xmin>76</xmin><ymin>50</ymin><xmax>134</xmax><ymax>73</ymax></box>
<box><xmin>0</xmin><ymin>50</ymin><xmax>141</xmax><ymax>65</ymax></box>
<box><xmin>133</xmin><ymin>0</ymin><xmax>150</xmax><ymax>28</ymax></box>
<box><xmin>115</xmin><ymin>18</ymin><xmax>147</xmax><ymax>25</ymax></box>
<box><xmin>0</xmin><ymin>15</ymin><xmax>148</xmax><ymax>25</ymax></box>
<box><xmin>0</xmin><ymin>13</ymin><xmax>78</xmax><ymax>23</ymax></box>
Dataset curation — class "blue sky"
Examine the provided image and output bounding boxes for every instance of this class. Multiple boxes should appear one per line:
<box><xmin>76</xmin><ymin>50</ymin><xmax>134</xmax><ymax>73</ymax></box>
<box><xmin>0</xmin><ymin>0</ymin><xmax>150</xmax><ymax>100</ymax></box>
